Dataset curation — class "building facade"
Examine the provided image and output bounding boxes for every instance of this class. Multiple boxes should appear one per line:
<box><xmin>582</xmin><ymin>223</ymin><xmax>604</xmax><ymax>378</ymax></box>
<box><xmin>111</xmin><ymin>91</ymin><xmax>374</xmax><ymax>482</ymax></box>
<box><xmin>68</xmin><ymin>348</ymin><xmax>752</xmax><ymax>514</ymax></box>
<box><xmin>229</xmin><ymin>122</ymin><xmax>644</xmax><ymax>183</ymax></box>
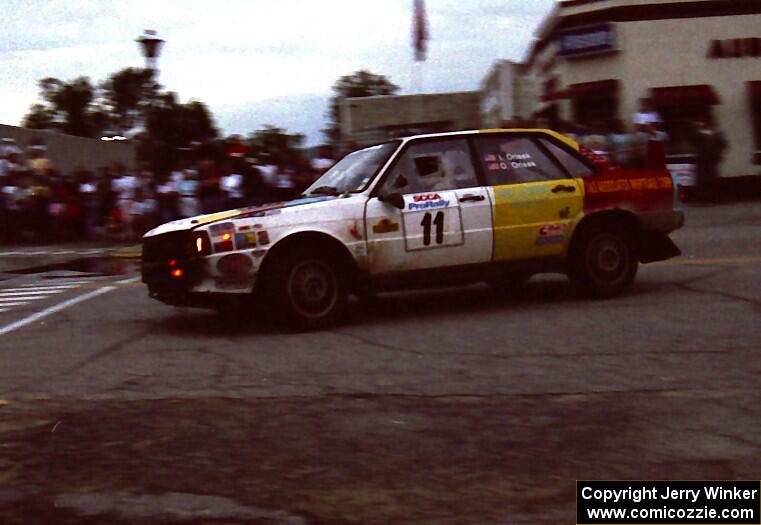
<box><xmin>0</xmin><ymin>124</ymin><xmax>136</xmax><ymax>174</ymax></box>
<box><xmin>480</xmin><ymin>60</ymin><xmax>534</xmax><ymax>128</ymax></box>
<box><xmin>525</xmin><ymin>0</ymin><xmax>761</xmax><ymax>177</ymax></box>
<box><xmin>338</xmin><ymin>91</ymin><xmax>481</xmax><ymax>151</ymax></box>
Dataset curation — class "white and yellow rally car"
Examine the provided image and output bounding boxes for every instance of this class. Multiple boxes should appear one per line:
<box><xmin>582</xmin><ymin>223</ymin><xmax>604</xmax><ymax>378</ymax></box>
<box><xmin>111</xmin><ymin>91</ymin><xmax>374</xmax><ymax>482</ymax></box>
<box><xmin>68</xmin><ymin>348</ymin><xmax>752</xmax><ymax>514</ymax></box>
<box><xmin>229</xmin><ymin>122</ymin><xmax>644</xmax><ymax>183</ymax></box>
<box><xmin>142</xmin><ymin>129</ymin><xmax>684</xmax><ymax>329</ymax></box>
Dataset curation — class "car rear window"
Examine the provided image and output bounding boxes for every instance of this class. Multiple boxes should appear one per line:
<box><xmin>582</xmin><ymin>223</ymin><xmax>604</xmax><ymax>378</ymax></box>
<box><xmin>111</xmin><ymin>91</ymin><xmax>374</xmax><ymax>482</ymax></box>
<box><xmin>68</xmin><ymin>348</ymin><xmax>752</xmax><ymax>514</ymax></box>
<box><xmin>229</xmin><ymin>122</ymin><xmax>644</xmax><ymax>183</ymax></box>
<box><xmin>539</xmin><ymin>138</ymin><xmax>595</xmax><ymax>178</ymax></box>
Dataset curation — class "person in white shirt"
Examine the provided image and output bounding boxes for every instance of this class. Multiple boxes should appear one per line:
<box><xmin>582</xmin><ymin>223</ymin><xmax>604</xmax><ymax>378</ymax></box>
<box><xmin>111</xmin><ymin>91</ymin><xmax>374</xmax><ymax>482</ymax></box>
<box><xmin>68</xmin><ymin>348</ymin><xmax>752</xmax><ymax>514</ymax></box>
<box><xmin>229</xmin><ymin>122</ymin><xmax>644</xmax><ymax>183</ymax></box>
<box><xmin>633</xmin><ymin>98</ymin><xmax>662</xmax><ymax>130</ymax></box>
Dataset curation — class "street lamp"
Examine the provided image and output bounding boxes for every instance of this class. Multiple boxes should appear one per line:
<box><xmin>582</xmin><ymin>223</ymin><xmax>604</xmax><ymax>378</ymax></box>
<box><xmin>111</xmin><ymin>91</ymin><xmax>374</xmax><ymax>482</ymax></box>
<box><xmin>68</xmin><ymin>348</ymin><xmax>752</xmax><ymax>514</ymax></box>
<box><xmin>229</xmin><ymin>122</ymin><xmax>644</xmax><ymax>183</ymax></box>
<box><xmin>136</xmin><ymin>29</ymin><xmax>164</xmax><ymax>77</ymax></box>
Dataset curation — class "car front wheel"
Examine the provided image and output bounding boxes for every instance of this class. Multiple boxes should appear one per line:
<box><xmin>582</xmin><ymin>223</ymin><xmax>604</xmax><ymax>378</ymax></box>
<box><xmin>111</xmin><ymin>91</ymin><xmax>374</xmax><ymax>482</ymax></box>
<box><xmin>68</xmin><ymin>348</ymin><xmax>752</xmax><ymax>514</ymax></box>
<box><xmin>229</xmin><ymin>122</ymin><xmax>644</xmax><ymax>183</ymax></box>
<box><xmin>269</xmin><ymin>253</ymin><xmax>345</xmax><ymax>330</ymax></box>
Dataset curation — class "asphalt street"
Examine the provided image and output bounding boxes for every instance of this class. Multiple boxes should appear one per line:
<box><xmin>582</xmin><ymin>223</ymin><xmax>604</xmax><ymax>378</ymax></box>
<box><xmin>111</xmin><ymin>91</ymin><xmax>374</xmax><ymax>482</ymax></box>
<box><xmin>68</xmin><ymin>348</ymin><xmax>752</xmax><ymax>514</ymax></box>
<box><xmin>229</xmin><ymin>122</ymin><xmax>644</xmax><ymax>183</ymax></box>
<box><xmin>0</xmin><ymin>201</ymin><xmax>760</xmax><ymax>524</ymax></box>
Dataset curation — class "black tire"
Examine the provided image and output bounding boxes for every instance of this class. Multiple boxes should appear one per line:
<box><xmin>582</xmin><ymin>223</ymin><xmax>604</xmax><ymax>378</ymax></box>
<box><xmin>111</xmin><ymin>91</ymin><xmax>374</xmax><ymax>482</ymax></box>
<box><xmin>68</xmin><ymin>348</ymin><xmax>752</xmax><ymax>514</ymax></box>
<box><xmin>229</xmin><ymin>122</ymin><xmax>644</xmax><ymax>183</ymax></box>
<box><xmin>569</xmin><ymin>224</ymin><xmax>638</xmax><ymax>298</ymax></box>
<box><xmin>266</xmin><ymin>251</ymin><xmax>346</xmax><ymax>330</ymax></box>
<box><xmin>487</xmin><ymin>270</ymin><xmax>532</xmax><ymax>297</ymax></box>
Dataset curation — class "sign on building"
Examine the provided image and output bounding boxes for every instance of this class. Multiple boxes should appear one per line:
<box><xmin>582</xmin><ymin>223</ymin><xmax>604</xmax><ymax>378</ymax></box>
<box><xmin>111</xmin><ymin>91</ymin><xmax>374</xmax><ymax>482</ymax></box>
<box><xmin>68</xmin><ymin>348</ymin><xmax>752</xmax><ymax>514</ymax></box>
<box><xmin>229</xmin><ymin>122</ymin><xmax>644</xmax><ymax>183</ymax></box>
<box><xmin>556</xmin><ymin>23</ymin><xmax>617</xmax><ymax>58</ymax></box>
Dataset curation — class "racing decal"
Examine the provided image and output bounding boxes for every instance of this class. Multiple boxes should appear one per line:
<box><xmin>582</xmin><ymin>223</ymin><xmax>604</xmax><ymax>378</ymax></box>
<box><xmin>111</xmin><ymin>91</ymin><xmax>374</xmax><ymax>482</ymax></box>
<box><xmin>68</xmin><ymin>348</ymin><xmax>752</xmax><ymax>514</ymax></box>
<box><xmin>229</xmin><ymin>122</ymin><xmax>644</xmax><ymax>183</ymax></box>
<box><xmin>257</xmin><ymin>230</ymin><xmax>270</xmax><ymax>245</ymax></box>
<box><xmin>536</xmin><ymin>223</ymin><xmax>567</xmax><ymax>245</ymax></box>
<box><xmin>558</xmin><ymin>206</ymin><xmax>570</xmax><ymax>219</ymax></box>
<box><xmin>372</xmin><ymin>218</ymin><xmax>399</xmax><ymax>234</ymax></box>
<box><xmin>349</xmin><ymin>221</ymin><xmax>362</xmax><ymax>240</ymax></box>
<box><xmin>191</xmin><ymin>209</ymin><xmax>241</xmax><ymax>226</ymax></box>
<box><xmin>585</xmin><ymin>176</ymin><xmax>672</xmax><ymax>194</ymax></box>
<box><xmin>216</xmin><ymin>253</ymin><xmax>254</xmax><ymax>277</ymax></box>
<box><xmin>234</xmin><ymin>231</ymin><xmax>258</xmax><ymax>249</ymax></box>
<box><xmin>483</xmin><ymin>151</ymin><xmax>537</xmax><ymax>171</ymax></box>
<box><xmin>583</xmin><ymin>172</ymin><xmax>675</xmax><ymax>214</ymax></box>
<box><xmin>406</xmin><ymin>193</ymin><xmax>452</xmax><ymax>211</ymax></box>
<box><xmin>402</xmin><ymin>207</ymin><xmax>465</xmax><ymax>251</ymax></box>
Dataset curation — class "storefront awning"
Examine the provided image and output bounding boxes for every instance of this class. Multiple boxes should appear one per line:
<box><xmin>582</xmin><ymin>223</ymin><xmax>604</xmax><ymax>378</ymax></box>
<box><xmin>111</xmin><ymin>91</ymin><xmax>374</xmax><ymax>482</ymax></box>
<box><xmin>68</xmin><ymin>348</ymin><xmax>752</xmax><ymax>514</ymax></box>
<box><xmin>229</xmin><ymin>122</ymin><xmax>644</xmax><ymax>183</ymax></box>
<box><xmin>651</xmin><ymin>85</ymin><xmax>720</xmax><ymax>106</ymax></box>
<box><xmin>564</xmin><ymin>79</ymin><xmax>619</xmax><ymax>99</ymax></box>
<box><xmin>748</xmin><ymin>81</ymin><xmax>761</xmax><ymax>100</ymax></box>
<box><xmin>541</xmin><ymin>79</ymin><xmax>618</xmax><ymax>101</ymax></box>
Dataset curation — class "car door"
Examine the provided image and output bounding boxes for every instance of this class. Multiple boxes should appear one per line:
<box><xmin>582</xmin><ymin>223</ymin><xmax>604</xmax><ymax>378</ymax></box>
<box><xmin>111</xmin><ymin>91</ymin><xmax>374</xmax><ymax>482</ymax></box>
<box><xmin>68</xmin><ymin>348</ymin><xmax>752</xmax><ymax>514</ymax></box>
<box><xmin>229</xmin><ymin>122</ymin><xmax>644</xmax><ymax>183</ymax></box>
<box><xmin>472</xmin><ymin>134</ymin><xmax>584</xmax><ymax>262</ymax></box>
<box><xmin>364</xmin><ymin>138</ymin><xmax>493</xmax><ymax>275</ymax></box>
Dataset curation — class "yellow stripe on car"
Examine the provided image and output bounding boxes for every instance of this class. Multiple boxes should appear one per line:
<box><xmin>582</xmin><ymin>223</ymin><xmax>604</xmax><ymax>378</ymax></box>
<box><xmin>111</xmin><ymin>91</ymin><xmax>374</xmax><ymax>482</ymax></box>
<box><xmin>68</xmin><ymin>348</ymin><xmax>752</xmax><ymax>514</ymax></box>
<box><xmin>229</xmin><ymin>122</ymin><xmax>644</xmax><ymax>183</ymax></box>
<box><xmin>479</xmin><ymin>128</ymin><xmax>580</xmax><ymax>151</ymax></box>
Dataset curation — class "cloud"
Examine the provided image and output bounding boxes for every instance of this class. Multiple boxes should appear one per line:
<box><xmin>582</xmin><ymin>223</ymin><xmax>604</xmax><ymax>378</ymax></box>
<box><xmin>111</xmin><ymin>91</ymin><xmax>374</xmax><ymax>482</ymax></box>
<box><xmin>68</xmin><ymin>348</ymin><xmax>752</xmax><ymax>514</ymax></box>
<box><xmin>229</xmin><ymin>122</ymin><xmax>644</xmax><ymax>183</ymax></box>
<box><xmin>0</xmin><ymin>0</ymin><xmax>555</xmax><ymax>145</ymax></box>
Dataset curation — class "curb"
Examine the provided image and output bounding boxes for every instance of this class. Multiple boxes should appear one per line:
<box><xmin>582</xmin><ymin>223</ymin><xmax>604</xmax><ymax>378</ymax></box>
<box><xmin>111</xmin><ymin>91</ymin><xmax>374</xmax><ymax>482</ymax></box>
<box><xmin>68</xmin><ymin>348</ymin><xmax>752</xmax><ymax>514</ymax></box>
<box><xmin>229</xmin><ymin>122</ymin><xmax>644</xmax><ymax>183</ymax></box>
<box><xmin>109</xmin><ymin>245</ymin><xmax>142</xmax><ymax>260</ymax></box>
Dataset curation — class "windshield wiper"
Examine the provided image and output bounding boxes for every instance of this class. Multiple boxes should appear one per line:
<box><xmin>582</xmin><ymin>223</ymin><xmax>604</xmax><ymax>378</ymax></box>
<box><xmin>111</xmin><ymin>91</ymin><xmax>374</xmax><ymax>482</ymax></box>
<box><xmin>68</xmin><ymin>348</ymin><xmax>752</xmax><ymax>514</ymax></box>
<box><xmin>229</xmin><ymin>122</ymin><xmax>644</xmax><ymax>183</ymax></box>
<box><xmin>308</xmin><ymin>185</ymin><xmax>340</xmax><ymax>196</ymax></box>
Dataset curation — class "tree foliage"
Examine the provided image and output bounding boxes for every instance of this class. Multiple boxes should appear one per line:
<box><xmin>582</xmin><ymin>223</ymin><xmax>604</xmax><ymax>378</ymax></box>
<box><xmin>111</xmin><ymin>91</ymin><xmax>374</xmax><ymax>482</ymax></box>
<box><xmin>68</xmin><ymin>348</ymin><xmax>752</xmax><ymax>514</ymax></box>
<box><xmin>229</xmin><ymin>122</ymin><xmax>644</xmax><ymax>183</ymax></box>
<box><xmin>22</xmin><ymin>68</ymin><xmax>218</xmax><ymax>174</ymax></box>
<box><xmin>324</xmin><ymin>70</ymin><xmax>399</xmax><ymax>147</ymax></box>
<box><xmin>23</xmin><ymin>76</ymin><xmax>96</xmax><ymax>136</ymax></box>
<box><xmin>247</xmin><ymin>125</ymin><xmax>305</xmax><ymax>166</ymax></box>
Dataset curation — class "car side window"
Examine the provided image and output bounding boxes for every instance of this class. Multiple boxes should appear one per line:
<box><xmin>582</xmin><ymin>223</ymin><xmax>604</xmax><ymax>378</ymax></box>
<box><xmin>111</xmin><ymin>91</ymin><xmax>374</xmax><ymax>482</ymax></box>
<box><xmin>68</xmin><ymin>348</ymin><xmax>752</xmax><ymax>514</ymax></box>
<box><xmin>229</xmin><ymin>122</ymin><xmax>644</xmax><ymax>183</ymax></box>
<box><xmin>473</xmin><ymin>136</ymin><xmax>568</xmax><ymax>185</ymax></box>
<box><xmin>381</xmin><ymin>139</ymin><xmax>478</xmax><ymax>195</ymax></box>
<box><xmin>540</xmin><ymin>138</ymin><xmax>595</xmax><ymax>178</ymax></box>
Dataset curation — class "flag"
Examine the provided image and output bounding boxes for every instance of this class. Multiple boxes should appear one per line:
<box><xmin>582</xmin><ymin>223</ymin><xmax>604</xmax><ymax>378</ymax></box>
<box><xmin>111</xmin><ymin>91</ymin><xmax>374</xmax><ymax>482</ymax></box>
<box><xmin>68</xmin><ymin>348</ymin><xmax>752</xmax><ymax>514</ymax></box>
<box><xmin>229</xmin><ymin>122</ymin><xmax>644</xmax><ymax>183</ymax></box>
<box><xmin>412</xmin><ymin>0</ymin><xmax>429</xmax><ymax>61</ymax></box>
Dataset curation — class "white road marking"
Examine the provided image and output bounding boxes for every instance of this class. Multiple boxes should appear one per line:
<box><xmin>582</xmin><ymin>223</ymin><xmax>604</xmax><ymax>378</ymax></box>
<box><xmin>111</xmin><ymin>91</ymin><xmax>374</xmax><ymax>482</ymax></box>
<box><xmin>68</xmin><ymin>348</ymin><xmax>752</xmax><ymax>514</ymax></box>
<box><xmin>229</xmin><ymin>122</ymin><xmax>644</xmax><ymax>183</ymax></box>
<box><xmin>0</xmin><ymin>300</ymin><xmax>32</xmax><ymax>306</ymax></box>
<box><xmin>0</xmin><ymin>290</ymin><xmax>66</xmax><ymax>297</ymax></box>
<box><xmin>1</xmin><ymin>286</ymin><xmax>80</xmax><ymax>292</ymax></box>
<box><xmin>14</xmin><ymin>283</ymin><xmax>82</xmax><ymax>289</ymax></box>
<box><xmin>0</xmin><ymin>249</ymin><xmax>106</xmax><ymax>257</ymax></box>
<box><xmin>0</xmin><ymin>286</ymin><xmax>116</xmax><ymax>336</ymax></box>
<box><xmin>0</xmin><ymin>308</ymin><xmax>8</xmax><ymax>313</ymax></box>
<box><xmin>115</xmin><ymin>276</ymin><xmax>140</xmax><ymax>285</ymax></box>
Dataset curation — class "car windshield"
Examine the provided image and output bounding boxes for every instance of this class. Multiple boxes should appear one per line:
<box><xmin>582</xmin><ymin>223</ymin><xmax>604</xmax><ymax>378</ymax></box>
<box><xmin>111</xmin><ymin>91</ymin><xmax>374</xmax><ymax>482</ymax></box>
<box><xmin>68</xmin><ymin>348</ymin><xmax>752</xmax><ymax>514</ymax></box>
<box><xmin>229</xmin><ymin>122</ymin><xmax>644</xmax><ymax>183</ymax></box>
<box><xmin>303</xmin><ymin>141</ymin><xmax>400</xmax><ymax>195</ymax></box>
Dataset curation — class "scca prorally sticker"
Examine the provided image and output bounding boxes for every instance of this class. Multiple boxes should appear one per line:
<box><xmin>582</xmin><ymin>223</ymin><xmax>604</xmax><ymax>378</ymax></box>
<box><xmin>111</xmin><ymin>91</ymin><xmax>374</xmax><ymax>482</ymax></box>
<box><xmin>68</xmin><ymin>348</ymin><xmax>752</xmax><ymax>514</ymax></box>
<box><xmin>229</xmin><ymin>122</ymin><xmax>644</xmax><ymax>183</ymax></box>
<box><xmin>407</xmin><ymin>193</ymin><xmax>451</xmax><ymax>211</ymax></box>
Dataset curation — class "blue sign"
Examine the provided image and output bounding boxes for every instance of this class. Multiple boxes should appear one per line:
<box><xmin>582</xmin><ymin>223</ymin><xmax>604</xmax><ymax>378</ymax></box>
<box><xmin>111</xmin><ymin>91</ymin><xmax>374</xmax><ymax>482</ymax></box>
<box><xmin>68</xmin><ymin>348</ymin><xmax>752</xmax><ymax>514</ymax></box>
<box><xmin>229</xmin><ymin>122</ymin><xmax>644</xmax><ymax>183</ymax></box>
<box><xmin>556</xmin><ymin>23</ymin><xmax>617</xmax><ymax>58</ymax></box>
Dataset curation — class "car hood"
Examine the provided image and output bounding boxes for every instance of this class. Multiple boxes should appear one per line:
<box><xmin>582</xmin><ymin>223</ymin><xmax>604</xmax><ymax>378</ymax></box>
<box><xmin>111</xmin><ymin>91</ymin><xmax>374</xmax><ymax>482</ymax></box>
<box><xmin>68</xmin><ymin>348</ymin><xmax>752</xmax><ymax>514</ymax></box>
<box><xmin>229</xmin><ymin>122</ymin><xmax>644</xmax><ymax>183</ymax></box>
<box><xmin>144</xmin><ymin>195</ymin><xmax>352</xmax><ymax>237</ymax></box>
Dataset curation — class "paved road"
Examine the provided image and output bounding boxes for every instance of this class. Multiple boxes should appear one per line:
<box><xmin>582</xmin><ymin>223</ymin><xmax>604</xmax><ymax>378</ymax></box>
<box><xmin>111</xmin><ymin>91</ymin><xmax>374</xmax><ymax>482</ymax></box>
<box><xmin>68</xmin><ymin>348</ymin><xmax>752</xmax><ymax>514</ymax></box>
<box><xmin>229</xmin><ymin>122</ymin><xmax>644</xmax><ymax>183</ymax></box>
<box><xmin>0</xmin><ymin>202</ymin><xmax>759</xmax><ymax>524</ymax></box>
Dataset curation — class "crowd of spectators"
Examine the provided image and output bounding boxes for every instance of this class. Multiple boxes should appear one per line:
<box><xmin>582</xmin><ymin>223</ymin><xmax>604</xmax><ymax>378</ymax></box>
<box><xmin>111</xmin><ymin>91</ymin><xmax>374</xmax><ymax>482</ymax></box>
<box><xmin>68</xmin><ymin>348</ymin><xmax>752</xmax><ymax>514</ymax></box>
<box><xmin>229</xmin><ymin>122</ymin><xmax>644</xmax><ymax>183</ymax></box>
<box><xmin>0</xmin><ymin>137</ymin><xmax>335</xmax><ymax>244</ymax></box>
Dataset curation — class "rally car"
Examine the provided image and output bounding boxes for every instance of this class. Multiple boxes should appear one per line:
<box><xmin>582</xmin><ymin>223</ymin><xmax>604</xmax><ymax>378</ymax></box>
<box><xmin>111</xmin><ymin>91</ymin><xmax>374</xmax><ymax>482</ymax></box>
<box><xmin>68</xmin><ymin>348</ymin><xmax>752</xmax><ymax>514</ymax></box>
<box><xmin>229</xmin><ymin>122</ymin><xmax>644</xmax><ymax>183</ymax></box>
<box><xmin>141</xmin><ymin>129</ymin><xmax>684</xmax><ymax>329</ymax></box>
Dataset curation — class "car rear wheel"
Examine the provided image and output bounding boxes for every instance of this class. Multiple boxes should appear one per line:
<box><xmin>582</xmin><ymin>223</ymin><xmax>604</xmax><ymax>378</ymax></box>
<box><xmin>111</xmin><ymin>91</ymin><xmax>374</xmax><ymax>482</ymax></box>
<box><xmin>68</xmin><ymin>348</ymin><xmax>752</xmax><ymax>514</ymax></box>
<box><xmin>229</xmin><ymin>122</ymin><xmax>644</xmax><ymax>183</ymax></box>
<box><xmin>268</xmin><ymin>252</ymin><xmax>345</xmax><ymax>330</ymax></box>
<box><xmin>569</xmin><ymin>225</ymin><xmax>637</xmax><ymax>298</ymax></box>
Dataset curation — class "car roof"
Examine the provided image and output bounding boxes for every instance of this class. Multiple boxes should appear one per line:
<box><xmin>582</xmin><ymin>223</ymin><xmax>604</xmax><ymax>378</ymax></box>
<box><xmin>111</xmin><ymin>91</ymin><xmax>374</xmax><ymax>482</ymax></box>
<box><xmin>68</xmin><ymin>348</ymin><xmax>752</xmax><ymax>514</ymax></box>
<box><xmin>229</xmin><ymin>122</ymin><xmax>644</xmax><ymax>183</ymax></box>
<box><xmin>397</xmin><ymin>128</ymin><xmax>580</xmax><ymax>151</ymax></box>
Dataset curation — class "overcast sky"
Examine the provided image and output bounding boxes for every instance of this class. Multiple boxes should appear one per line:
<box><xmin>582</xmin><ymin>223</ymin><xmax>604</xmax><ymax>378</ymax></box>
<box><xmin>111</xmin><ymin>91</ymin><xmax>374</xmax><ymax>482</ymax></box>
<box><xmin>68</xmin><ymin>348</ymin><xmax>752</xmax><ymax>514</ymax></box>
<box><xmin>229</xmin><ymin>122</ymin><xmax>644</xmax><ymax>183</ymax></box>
<box><xmin>1</xmin><ymin>0</ymin><xmax>555</xmax><ymax>146</ymax></box>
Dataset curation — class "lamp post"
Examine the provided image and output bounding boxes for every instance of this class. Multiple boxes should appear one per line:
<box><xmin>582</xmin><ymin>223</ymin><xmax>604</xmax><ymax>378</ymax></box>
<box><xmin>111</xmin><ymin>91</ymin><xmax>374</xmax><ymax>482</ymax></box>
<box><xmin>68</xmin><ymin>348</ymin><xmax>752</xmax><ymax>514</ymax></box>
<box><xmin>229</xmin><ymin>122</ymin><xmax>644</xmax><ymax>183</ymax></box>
<box><xmin>136</xmin><ymin>29</ymin><xmax>164</xmax><ymax>78</ymax></box>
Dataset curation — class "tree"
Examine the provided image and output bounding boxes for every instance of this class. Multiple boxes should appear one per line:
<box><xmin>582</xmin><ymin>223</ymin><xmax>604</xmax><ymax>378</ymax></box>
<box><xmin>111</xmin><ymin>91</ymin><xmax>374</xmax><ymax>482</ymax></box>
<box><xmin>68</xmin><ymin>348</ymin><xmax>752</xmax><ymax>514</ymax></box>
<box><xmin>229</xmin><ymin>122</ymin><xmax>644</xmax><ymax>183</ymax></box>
<box><xmin>23</xmin><ymin>76</ymin><xmax>97</xmax><ymax>136</ymax></box>
<box><xmin>247</xmin><ymin>125</ymin><xmax>305</xmax><ymax>166</ymax></box>
<box><xmin>100</xmin><ymin>67</ymin><xmax>160</xmax><ymax>135</ymax></box>
<box><xmin>141</xmin><ymin>92</ymin><xmax>218</xmax><ymax>173</ymax></box>
<box><xmin>324</xmin><ymin>70</ymin><xmax>399</xmax><ymax>148</ymax></box>
<box><xmin>21</xmin><ymin>68</ymin><xmax>218</xmax><ymax>174</ymax></box>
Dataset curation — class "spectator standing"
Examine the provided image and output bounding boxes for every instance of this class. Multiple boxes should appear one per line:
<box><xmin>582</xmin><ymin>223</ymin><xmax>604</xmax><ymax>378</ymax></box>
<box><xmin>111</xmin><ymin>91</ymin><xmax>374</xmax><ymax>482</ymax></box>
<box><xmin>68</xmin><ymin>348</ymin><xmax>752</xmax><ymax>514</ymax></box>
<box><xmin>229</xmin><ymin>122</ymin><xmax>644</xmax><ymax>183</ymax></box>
<box><xmin>78</xmin><ymin>169</ymin><xmax>100</xmax><ymax>240</ymax></box>
<box><xmin>606</xmin><ymin>119</ymin><xmax>635</xmax><ymax>168</ymax></box>
<box><xmin>220</xmin><ymin>160</ymin><xmax>244</xmax><ymax>210</ymax></box>
<box><xmin>257</xmin><ymin>161</ymin><xmax>278</xmax><ymax>203</ymax></box>
<box><xmin>645</xmin><ymin>122</ymin><xmax>669</xmax><ymax>171</ymax></box>
<box><xmin>177</xmin><ymin>168</ymin><xmax>200</xmax><ymax>218</ymax></box>
<box><xmin>198</xmin><ymin>159</ymin><xmax>224</xmax><ymax>214</ymax></box>
<box><xmin>155</xmin><ymin>172</ymin><xmax>179</xmax><ymax>223</ymax></box>
<box><xmin>691</xmin><ymin>118</ymin><xmax>727</xmax><ymax>202</ymax></box>
<box><xmin>26</xmin><ymin>142</ymin><xmax>53</xmax><ymax>178</ymax></box>
<box><xmin>310</xmin><ymin>146</ymin><xmax>335</xmax><ymax>176</ymax></box>
<box><xmin>128</xmin><ymin>187</ymin><xmax>157</xmax><ymax>239</ymax></box>
<box><xmin>633</xmin><ymin>98</ymin><xmax>662</xmax><ymax>132</ymax></box>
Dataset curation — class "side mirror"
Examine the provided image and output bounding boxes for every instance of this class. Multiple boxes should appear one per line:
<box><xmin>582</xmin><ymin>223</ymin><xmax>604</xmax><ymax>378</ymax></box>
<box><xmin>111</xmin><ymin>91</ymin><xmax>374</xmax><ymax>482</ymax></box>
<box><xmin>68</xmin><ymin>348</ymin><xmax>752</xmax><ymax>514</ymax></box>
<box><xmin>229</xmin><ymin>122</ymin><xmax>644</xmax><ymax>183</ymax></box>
<box><xmin>378</xmin><ymin>192</ymin><xmax>405</xmax><ymax>210</ymax></box>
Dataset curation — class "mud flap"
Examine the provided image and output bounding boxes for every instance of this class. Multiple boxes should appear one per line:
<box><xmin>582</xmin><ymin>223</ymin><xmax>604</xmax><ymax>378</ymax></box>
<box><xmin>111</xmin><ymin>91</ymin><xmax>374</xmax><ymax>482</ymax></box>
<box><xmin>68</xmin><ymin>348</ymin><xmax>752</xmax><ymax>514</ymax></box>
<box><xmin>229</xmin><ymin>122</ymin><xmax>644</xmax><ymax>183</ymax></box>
<box><xmin>638</xmin><ymin>230</ymin><xmax>681</xmax><ymax>263</ymax></box>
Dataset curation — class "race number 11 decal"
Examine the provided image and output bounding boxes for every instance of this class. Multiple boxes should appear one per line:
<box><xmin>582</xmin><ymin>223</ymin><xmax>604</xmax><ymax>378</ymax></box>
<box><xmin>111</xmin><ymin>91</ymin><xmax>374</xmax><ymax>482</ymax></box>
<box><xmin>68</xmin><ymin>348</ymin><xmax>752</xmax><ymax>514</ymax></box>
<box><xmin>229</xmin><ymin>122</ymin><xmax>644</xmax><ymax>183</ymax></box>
<box><xmin>420</xmin><ymin>211</ymin><xmax>445</xmax><ymax>245</ymax></box>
